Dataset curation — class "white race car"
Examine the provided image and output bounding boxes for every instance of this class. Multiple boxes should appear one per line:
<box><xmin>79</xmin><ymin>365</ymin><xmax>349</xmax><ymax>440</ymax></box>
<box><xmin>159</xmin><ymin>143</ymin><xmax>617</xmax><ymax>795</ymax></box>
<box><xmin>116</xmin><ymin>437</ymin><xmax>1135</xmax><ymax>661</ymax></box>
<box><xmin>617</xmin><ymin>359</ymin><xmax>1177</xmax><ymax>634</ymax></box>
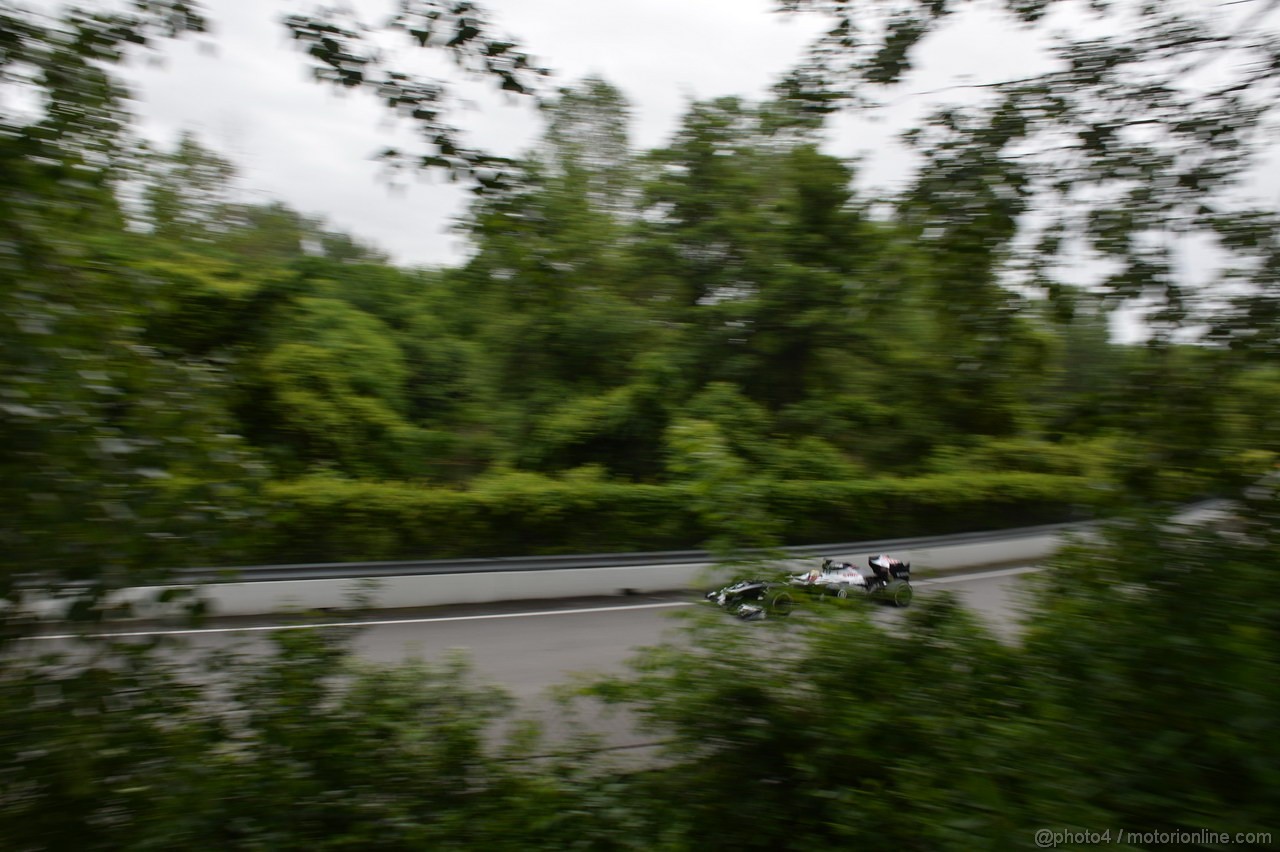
<box><xmin>704</xmin><ymin>555</ymin><xmax>914</xmax><ymax>621</ymax></box>
<box><xmin>788</xmin><ymin>556</ymin><xmax>914</xmax><ymax>607</ymax></box>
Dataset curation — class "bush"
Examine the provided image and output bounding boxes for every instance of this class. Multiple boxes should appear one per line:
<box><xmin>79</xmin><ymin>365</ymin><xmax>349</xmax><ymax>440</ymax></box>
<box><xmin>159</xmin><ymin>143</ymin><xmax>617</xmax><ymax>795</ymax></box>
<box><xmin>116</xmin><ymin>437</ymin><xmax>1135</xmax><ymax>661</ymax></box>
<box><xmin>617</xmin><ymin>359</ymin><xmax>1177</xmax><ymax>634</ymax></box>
<box><xmin>925</xmin><ymin>436</ymin><xmax>1124</xmax><ymax>480</ymax></box>
<box><xmin>253</xmin><ymin>472</ymin><xmax>1105</xmax><ymax>564</ymax></box>
<box><xmin>259</xmin><ymin>475</ymin><xmax>701</xmax><ymax>562</ymax></box>
<box><xmin>580</xmin><ymin>492</ymin><xmax>1280</xmax><ymax>848</ymax></box>
<box><xmin>765</xmin><ymin>472</ymin><xmax>1103</xmax><ymax>544</ymax></box>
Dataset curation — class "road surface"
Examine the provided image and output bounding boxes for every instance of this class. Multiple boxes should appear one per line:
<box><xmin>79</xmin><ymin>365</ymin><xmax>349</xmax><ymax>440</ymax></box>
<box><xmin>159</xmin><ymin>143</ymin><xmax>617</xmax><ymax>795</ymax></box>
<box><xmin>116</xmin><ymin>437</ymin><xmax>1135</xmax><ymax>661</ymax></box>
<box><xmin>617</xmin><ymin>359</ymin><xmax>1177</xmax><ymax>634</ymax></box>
<box><xmin>29</xmin><ymin>564</ymin><xmax>1042</xmax><ymax>698</ymax></box>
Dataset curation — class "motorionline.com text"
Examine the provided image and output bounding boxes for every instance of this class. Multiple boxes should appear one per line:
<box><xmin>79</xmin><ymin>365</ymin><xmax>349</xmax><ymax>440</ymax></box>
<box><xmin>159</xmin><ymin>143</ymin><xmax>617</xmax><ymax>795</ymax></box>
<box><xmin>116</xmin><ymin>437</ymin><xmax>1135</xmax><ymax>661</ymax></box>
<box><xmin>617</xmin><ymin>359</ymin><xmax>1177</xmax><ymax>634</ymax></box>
<box><xmin>1035</xmin><ymin>828</ymin><xmax>1271</xmax><ymax>847</ymax></box>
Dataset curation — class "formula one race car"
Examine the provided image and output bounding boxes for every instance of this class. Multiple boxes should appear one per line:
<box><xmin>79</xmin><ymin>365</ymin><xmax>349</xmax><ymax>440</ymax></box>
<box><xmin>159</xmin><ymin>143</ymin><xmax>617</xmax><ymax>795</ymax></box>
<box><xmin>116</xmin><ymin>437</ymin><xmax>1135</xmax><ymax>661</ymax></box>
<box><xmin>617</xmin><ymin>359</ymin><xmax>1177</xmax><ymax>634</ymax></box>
<box><xmin>704</xmin><ymin>578</ymin><xmax>797</xmax><ymax>621</ymax></box>
<box><xmin>789</xmin><ymin>555</ymin><xmax>914</xmax><ymax>607</ymax></box>
<box><xmin>704</xmin><ymin>554</ymin><xmax>913</xmax><ymax>620</ymax></box>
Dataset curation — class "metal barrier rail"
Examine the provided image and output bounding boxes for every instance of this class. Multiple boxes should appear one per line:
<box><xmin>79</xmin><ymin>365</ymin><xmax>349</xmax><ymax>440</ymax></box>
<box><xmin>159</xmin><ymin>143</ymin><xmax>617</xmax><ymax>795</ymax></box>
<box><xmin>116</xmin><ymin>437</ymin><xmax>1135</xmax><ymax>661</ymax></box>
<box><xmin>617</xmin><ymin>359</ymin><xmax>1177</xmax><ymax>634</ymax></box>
<box><xmin>24</xmin><ymin>501</ymin><xmax>1228</xmax><ymax>619</ymax></box>
<box><xmin>161</xmin><ymin>516</ymin><xmax>1101</xmax><ymax>584</ymax></box>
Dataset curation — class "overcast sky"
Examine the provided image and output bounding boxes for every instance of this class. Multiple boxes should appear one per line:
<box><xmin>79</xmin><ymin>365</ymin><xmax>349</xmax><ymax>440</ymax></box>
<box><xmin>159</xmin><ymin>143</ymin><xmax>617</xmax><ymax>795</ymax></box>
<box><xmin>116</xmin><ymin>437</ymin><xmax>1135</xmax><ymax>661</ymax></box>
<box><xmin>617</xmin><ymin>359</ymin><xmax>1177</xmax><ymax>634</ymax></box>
<box><xmin>104</xmin><ymin>0</ymin><xmax>1278</xmax><ymax>344</ymax></box>
<box><xmin>112</xmin><ymin>0</ymin><xmax>1061</xmax><ymax>268</ymax></box>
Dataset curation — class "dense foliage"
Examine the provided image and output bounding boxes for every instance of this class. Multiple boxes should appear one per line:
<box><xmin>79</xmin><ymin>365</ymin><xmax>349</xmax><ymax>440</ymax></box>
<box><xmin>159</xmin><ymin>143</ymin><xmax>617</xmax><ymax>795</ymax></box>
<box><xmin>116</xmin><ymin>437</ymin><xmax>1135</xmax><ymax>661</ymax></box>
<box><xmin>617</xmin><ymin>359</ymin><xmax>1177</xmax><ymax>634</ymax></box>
<box><xmin>259</xmin><ymin>471</ymin><xmax>1097</xmax><ymax>562</ymax></box>
<box><xmin>3</xmin><ymin>494</ymin><xmax>1276</xmax><ymax>850</ymax></box>
<box><xmin>6</xmin><ymin>3</ymin><xmax>1279</xmax><ymax>584</ymax></box>
<box><xmin>581</xmin><ymin>489</ymin><xmax>1280</xmax><ymax>850</ymax></box>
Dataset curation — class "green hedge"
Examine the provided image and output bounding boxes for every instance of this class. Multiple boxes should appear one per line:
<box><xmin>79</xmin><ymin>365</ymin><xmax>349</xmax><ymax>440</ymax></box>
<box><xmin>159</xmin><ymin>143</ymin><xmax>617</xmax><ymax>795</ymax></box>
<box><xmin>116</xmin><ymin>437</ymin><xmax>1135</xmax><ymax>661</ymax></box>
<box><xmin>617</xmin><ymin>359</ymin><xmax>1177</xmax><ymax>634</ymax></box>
<box><xmin>254</xmin><ymin>472</ymin><xmax>1109</xmax><ymax>564</ymax></box>
<box><xmin>765</xmin><ymin>472</ymin><xmax>1107</xmax><ymax>544</ymax></box>
<box><xmin>259</xmin><ymin>478</ymin><xmax>701</xmax><ymax>563</ymax></box>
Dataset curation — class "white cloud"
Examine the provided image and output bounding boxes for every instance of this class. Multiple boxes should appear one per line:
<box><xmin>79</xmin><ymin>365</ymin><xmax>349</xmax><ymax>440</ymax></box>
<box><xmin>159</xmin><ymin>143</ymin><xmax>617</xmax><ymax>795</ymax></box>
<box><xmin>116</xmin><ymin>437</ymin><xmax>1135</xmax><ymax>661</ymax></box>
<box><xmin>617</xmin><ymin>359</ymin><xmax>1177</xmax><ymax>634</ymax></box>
<box><xmin>112</xmin><ymin>0</ymin><xmax>829</xmax><ymax>267</ymax></box>
<box><xmin>105</xmin><ymin>0</ymin><xmax>1278</xmax><ymax>296</ymax></box>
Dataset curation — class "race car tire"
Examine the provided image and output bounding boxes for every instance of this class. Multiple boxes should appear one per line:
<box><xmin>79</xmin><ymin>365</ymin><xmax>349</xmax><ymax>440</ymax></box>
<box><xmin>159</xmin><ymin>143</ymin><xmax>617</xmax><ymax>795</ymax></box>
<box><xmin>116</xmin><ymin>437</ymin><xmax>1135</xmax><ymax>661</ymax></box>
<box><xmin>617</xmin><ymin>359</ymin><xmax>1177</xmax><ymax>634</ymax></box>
<box><xmin>888</xmin><ymin>581</ymin><xmax>913</xmax><ymax>607</ymax></box>
<box><xmin>765</xmin><ymin>590</ymin><xmax>795</xmax><ymax>616</ymax></box>
<box><xmin>817</xmin><ymin>584</ymin><xmax>841</xmax><ymax>601</ymax></box>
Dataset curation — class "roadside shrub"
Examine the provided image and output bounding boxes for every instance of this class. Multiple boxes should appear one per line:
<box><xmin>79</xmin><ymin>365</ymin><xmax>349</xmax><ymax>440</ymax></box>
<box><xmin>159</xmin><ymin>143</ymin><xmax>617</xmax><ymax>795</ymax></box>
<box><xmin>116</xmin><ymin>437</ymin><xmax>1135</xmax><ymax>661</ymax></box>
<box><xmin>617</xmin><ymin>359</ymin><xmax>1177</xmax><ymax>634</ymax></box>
<box><xmin>254</xmin><ymin>472</ymin><xmax>1104</xmax><ymax>564</ymax></box>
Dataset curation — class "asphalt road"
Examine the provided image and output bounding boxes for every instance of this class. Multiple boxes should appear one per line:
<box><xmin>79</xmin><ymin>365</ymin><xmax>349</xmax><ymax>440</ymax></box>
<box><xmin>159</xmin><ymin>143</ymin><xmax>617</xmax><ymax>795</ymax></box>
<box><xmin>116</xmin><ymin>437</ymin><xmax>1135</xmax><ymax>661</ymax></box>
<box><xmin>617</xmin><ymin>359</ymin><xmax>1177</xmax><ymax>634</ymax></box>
<box><xmin>23</xmin><ymin>504</ymin><xmax>1234</xmax><ymax>751</ymax></box>
<box><xmin>341</xmin><ymin>565</ymin><xmax>1042</xmax><ymax>693</ymax></box>
<box><xmin>18</xmin><ymin>565</ymin><xmax>1046</xmax><ymax>751</ymax></box>
<box><xmin>31</xmin><ymin>564</ymin><xmax>1042</xmax><ymax>695</ymax></box>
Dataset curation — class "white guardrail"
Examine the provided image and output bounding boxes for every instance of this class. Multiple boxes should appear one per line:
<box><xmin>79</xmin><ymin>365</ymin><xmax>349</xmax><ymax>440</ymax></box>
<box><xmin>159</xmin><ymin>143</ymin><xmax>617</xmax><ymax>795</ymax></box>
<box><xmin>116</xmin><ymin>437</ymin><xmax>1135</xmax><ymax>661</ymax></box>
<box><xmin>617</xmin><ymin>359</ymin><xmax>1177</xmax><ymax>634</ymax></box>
<box><xmin>31</xmin><ymin>501</ymin><xmax>1231</xmax><ymax>620</ymax></box>
<box><xmin>108</xmin><ymin>529</ymin><xmax>1085</xmax><ymax>620</ymax></box>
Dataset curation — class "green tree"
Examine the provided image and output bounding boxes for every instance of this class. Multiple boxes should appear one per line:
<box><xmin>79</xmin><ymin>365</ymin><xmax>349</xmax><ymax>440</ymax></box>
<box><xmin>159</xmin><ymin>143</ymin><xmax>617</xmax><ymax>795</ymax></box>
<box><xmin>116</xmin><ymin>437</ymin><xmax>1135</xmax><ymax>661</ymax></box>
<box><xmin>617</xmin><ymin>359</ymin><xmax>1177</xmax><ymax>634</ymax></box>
<box><xmin>780</xmin><ymin>0</ymin><xmax>1280</xmax><ymax>352</ymax></box>
<box><xmin>255</xmin><ymin>296</ymin><xmax>428</xmax><ymax>477</ymax></box>
<box><xmin>587</xmin><ymin>597</ymin><xmax>1027</xmax><ymax>849</ymax></box>
<box><xmin>628</xmin><ymin>96</ymin><xmax>978</xmax><ymax>470</ymax></box>
<box><xmin>895</xmin><ymin>102</ymin><xmax>1045</xmax><ymax>436</ymax></box>
<box><xmin>1</xmin><ymin>4</ymin><xmax>263</xmax><ymax>617</ymax></box>
<box><xmin>629</xmin><ymin>99</ymin><xmax>855</xmax><ymax>408</ymax></box>
<box><xmin>581</xmin><ymin>492</ymin><xmax>1280</xmax><ymax>848</ymax></box>
<box><xmin>140</xmin><ymin>130</ymin><xmax>238</xmax><ymax>243</ymax></box>
<box><xmin>449</xmin><ymin>76</ymin><xmax>665</xmax><ymax>477</ymax></box>
<box><xmin>1008</xmin><ymin>493</ymin><xmax>1280</xmax><ymax>838</ymax></box>
<box><xmin>283</xmin><ymin>0</ymin><xmax>549</xmax><ymax>190</ymax></box>
<box><xmin>0</xmin><ymin>629</ymin><xmax>604</xmax><ymax>851</ymax></box>
<box><xmin>540</xmin><ymin>75</ymin><xmax>636</xmax><ymax>220</ymax></box>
